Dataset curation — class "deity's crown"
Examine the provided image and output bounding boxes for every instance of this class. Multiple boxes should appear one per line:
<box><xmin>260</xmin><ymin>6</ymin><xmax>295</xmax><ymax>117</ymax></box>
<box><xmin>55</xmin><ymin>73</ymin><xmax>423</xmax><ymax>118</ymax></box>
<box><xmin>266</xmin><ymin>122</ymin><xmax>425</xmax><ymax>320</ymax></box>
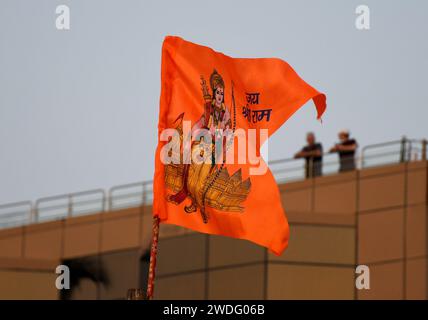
<box><xmin>210</xmin><ymin>69</ymin><xmax>225</xmax><ymax>92</ymax></box>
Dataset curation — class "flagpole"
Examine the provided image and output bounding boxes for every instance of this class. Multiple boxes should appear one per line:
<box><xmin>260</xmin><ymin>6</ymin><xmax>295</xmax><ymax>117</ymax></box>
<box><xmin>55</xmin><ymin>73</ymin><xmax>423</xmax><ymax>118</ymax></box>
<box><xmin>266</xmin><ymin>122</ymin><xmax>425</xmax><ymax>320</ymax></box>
<box><xmin>146</xmin><ymin>215</ymin><xmax>160</xmax><ymax>300</ymax></box>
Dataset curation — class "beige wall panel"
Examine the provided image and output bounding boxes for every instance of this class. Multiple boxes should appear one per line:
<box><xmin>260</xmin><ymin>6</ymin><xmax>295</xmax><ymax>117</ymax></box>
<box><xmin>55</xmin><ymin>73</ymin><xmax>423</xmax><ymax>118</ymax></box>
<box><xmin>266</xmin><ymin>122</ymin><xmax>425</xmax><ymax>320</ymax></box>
<box><xmin>407</xmin><ymin>166</ymin><xmax>427</xmax><ymax>205</ymax></box>
<box><xmin>268</xmin><ymin>264</ymin><xmax>354</xmax><ymax>300</ymax></box>
<box><xmin>358</xmin><ymin>209</ymin><xmax>404</xmax><ymax>264</ymax></box>
<box><xmin>0</xmin><ymin>257</ymin><xmax>58</xmax><ymax>271</ymax></box>
<box><xmin>270</xmin><ymin>225</ymin><xmax>356</xmax><ymax>265</ymax></box>
<box><xmin>359</xmin><ymin>174</ymin><xmax>405</xmax><ymax>212</ymax></box>
<box><xmin>157</xmin><ymin>234</ymin><xmax>207</xmax><ymax>276</ymax></box>
<box><xmin>209</xmin><ymin>235</ymin><xmax>264</xmax><ymax>268</ymax></box>
<box><xmin>99</xmin><ymin>250</ymin><xmax>139</xmax><ymax>300</ymax></box>
<box><xmin>155</xmin><ymin>272</ymin><xmax>205</xmax><ymax>300</ymax></box>
<box><xmin>406</xmin><ymin>205</ymin><xmax>427</xmax><ymax>258</ymax></box>
<box><xmin>141</xmin><ymin>209</ymin><xmax>153</xmax><ymax>249</ymax></box>
<box><xmin>0</xmin><ymin>228</ymin><xmax>23</xmax><ymax>258</ymax></box>
<box><xmin>360</xmin><ymin>163</ymin><xmax>405</xmax><ymax>178</ymax></box>
<box><xmin>0</xmin><ymin>226</ymin><xmax>24</xmax><ymax>238</ymax></box>
<box><xmin>281</xmin><ymin>189</ymin><xmax>312</xmax><ymax>213</ymax></box>
<box><xmin>101</xmin><ymin>214</ymin><xmax>140</xmax><ymax>252</ymax></box>
<box><xmin>24</xmin><ymin>224</ymin><xmax>63</xmax><ymax>260</ymax></box>
<box><xmin>406</xmin><ymin>258</ymin><xmax>427</xmax><ymax>300</ymax></box>
<box><xmin>315</xmin><ymin>171</ymin><xmax>357</xmax><ymax>185</ymax></box>
<box><xmin>65</xmin><ymin>213</ymin><xmax>101</xmax><ymax>226</ymax></box>
<box><xmin>279</xmin><ymin>179</ymin><xmax>312</xmax><ymax>192</ymax></box>
<box><xmin>69</xmin><ymin>278</ymin><xmax>98</xmax><ymax>300</ymax></box>
<box><xmin>63</xmin><ymin>222</ymin><xmax>100</xmax><ymax>259</ymax></box>
<box><xmin>357</xmin><ymin>261</ymin><xmax>403</xmax><ymax>300</ymax></box>
<box><xmin>104</xmin><ymin>207</ymin><xmax>142</xmax><ymax>220</ymax></box>
<box><xmin>287</xmin><ymin>212</ymin><xmax>355</xmax><ymax>226</ymax></box>
<box><xmin>209</xmin><ymin>264</ymin><xmax>264</xmax><ymax>300</ymax></box>
<box><xmin>314</xmin><ymin>181</ymin><xmax>356</xmax><ymax>214</ymax></box>
<box><xmin>0</xmin><ymin>270</ymin><xmax>58</xmax><ymax>300</ymax></box>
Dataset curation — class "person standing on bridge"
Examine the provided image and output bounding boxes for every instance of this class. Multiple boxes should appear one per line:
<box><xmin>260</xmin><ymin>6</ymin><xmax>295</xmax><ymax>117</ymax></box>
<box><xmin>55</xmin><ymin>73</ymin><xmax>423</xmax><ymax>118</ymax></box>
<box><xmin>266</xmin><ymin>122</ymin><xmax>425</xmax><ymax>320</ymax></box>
<box><xmin>329</xmin><ymin>129</ymin><xmax>358</xmax><ymax>172</ymax></box>
<box><xmin>294</xmin><ymin>132</ymin><xmax>323</xmax><ymax>178</ymax></box>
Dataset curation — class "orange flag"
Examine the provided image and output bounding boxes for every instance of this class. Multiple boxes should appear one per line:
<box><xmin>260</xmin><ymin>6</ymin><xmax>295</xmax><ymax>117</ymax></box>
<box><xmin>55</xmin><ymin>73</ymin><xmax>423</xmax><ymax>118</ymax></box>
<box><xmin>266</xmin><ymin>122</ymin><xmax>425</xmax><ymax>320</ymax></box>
<box><xmin>153</xmin><ymin>36</ymin><xmax>326</xmax><ymax>255</ymax></box>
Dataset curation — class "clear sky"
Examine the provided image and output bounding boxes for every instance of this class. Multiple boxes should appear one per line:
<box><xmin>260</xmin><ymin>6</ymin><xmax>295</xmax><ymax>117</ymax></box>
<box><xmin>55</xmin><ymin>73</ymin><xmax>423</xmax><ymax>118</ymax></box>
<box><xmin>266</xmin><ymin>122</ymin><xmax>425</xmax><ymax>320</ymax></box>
<box><xmin>0</xmin><ymin>0</ymin><xmax>427</xmax><ymax>204</ymax></box>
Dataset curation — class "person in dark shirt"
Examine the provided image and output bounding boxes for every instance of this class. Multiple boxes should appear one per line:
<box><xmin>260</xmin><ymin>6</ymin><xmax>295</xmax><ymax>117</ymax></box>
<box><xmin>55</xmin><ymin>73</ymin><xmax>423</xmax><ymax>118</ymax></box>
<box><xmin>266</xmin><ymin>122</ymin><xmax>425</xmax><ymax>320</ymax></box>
<box><xmin>294</xmin><ymin>132</ymin><xmax>323</xmax><ymax>178</ymax></box>
<box><xmin>329</xmin><ymin>130</ymin><xmax>358</xmax><ymax>172</ymax></box>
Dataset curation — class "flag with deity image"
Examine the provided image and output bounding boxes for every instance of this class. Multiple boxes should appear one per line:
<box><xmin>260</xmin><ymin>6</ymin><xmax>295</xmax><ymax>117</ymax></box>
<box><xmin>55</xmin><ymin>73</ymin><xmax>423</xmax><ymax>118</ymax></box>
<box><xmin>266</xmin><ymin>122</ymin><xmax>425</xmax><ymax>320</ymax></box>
<box><xmin>153</xmin><ymin>36</ymin><xmax>326</xmax><ymax>255</ymax></box>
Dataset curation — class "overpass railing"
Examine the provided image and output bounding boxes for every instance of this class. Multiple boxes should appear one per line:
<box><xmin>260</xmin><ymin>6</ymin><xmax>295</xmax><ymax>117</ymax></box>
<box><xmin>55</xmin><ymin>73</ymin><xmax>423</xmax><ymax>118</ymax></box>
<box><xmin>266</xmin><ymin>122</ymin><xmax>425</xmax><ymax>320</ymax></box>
<box><xmin>0</xmin><ymin>137</ymin><xmax>426</xmax><ymax>229</ymax></box>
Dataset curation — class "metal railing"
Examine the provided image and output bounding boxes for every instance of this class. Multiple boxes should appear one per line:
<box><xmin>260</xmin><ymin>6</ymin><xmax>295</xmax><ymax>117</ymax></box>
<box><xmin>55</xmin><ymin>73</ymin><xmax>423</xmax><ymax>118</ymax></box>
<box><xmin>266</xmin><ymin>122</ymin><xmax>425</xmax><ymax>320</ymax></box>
<box><xmin>34</xmin><ymin>189</ymin><xmax>106</xmax><ymax>223</ymax></box>
<box><xmin>108</xmin><ymin>181</ymin><xmax>153</xmax><ymax>211</ymax></box>
<box><xmin>0</xmin><ymin>201</ymin><xmax>32</xmax><ymax>229</ymax></box>
<box><xmin>0</xmin><ymin>137</ymin><xmax>426</xmax><ymax>229</ymax></box>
